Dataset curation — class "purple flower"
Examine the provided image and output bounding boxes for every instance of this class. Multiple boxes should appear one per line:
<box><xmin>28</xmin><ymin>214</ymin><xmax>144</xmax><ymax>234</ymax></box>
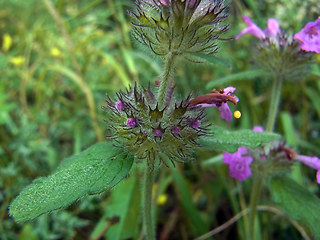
<box><xmin>171</xmin><ymin>126</ymin><xmax>181</xmax><ymax>134</ymax></box>
<box><xmin>294</xmin><ymin>17</ymin><xmax>320</xmax><ymax>53</ymax></box>
<box><xmin>116</xmin><ymin>101</ymin><xmax>124</xmax><ymax>111</ymax></box>
<box><xmin>223</xmin><ymin>147</ymin><xmax>253</xmax><ymax>181</ymax></box>
<box><xmin>294</xmin><ymin>155</ymin><xmax>320</xmax><ymax>184</ymax></box>
<box><xmin>190</xmin><ymin>119</ymin><xmax>201</xmax><ymax>129</ymax></box>
<box><xmin>189</xmin><ymin>87</ymin><xmax>239</xmax><ymax>122</ymax></box>
<box><xmin>235</xmin><ymin>16</ymin><xmax>280</xmax><ymax>40</ymax></box>
<box><xmin>253</xmin><ymin>126</ymin><xmax>264</xmax><ymax>132</ymax></box>
<box><xmin>126</xmin><ymin>118</ymin><xmax>136</xmax><ymax>128</ymax></box>
<box><xmin>154</xmin><ymin>129</ymin><xmax>163</xmax><ymax>137</ymax></box>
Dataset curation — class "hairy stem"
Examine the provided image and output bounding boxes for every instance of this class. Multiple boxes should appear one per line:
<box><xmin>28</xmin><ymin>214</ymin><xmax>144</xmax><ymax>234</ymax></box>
<box><xmin>157</xmin><ymin>52</ymin><xmax>177</xmax><ymax>106</ymax></box>
<box><xmin>266</xmin><ymin>75</ymin><xmax>284</xmax><ymax>132</ymax></box>
<box><xmin>248</xmin><ymin>176</ymin><xmax>263</xmax><ymax>240</ymax></box>
<box><xmin>143</xmin><ymin>161</ymin><xmax>156</xmax><ymax>240</ymax></box>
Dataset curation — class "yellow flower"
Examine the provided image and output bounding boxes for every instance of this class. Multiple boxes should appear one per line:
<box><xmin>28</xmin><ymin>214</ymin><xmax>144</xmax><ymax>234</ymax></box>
<box><xmin>2</xmin><ymin>33</ymin><xmax>13</xmax><ymax>52</ymax></box>
<box><xmin>50</xmin><ymin>47</ymin><xmax>61</xmax><ymax>57</ymax></box>
<box><xmin>157</xmin><ymin>194</ymin><xmax>168</xmax><ymax>206</ymax></box>
<box><xmin>9</xmin><ymin>56</ymin><xmax>25</xmax><ymax>66</ymax></box>
<box><xmin>234</xmin><ymin>110</ymin><xmax>241</xmax><ymax>119</ymax></box>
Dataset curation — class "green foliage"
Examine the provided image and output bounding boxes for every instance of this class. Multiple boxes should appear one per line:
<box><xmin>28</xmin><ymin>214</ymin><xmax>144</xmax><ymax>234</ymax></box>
<box><xmin>270</xmin><ymin>176</ymin><xmax>320</xmax><ymax>238</ymax></box>
<box><xmin>200</xmin><ymin>126</ymin><xmax>281</xmax><ymax>153</ymax></box>
<box><xmin>9</xmin><ymin>142</ymin><xmax>133</xmax><ymax>222</ymax></box>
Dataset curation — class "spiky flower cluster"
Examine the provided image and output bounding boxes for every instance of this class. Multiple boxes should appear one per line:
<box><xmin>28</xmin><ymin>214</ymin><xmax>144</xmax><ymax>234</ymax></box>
<box><xmin>104</xmin><ymin>84</ymin><xmax>210</xmax><ymax>164</ymax></box>
<box><xmin>236</xmin><ymin>16</ymin><xmax>313</xmax><ymax>80</ymax></box>
<box><xmin>129</xmin><ymin>0</ymin><xmax>229</xmax><ymax>56</ymax></box>
<box><xmin>254</xmin><ymin>33</ymin><xmax>313</xmax><ymax>80</ymax></box>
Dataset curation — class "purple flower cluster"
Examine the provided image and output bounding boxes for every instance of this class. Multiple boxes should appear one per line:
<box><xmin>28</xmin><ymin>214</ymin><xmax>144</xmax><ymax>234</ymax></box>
<box><xmin>223</xmin><ymin>126</ymin><xmax>320</xmax><ymax>183</ymax></box>
<box><xmin>236</xmin><ymin>15</ymin><xmax>320</xmax><ymax>54</ymax></box>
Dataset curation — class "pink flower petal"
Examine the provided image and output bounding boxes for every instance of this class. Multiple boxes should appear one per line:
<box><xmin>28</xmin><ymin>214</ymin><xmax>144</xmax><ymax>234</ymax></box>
<box><xmin>235</xmin><ymin>15</ymin><xmax>265</xmax><ymax>40</ymax></box>
<box><xmin>264</xmin><ymin>18</ymin><xmax>280</xmax><ymax>37</ymax></box>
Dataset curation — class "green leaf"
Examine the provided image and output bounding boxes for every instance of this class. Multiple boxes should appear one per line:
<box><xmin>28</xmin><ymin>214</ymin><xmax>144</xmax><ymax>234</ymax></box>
<box><xmin>206</xmin><ymin>69</ymin><xmax>267</xmax><ymax>89</ymax></box>
<box><xmin>280</xmin><ymin>112</ymin><xmax>297</xmax><ymax>148</ymax></box>
<box><xmin>9</xmin><ymin>142</ymin><xmax>133</xmax><ymax>222</ymax></box>
<box><xmin>170</xmin><ymin>164</ymin><xmax>209</xmax><ymax>236</ymax></box>
<box><xmin>200</xmin><ymin>126</ymin><xmax>281</xmax><ymax>153</ymax></box>
<box><xmin>105</xmin><ymin>174</ymin><xmax>140</xmax><ymax>240</ymax></box>
<box><xmin>270</xmin><ymin>176</ymin><xmax>320</xmax><ymax>238</ymax></box>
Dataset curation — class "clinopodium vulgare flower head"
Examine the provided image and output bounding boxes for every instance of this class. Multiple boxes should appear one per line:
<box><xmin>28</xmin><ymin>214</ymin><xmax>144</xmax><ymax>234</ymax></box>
<box><xmin>236</xmin><ymin>16</ymin><xmax>313</xmax><ymax>80</ymax></box>
<box><xmin>129</xmin><ymin>0</ymin><xmax>229</xmax><ymax>56</ymax></box>
<box><xmin>104</xmin><ymin>84</ymin><xmax>210</xmax><ymax>164</ymax></box>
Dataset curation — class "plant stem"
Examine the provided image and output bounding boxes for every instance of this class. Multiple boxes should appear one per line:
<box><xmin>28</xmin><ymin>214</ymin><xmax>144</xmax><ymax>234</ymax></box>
<box><xmin>157</xmin><ymin>52</ymin><xmax>177</xmax><ymax>105</ymax></box>
<box><xmin>248</xmin><ymin>75</ymin><xmax>284</xmax><ymax>239</ymax></box>
<box><xmin>266</xmin><ymin>75</ymin><xmax>284</xmax><ymax>132</ymax></box>
<box><xmin>248</xmin><ymin>176</ymin><xmax>263</xmax><ymax>240</ymax></box>
<box><xmin>143</xmin><ymin>161</ymin><xmax>156</xmax><ymax>240</ymax></box>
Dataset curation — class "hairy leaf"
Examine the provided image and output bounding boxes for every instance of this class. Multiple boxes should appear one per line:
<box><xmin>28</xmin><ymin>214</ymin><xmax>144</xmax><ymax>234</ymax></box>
<box><xmin>270</xmin><ymin>177</ymin><xmax>320</xmax><ymax>238</ymax></box>
<box><xmin>9</xmin><ymin>142</ymin><xmax>133</xmax><ymax>222</ymax></box>
<box><xmin>206</xmin><ymin>69</ymin><xmax>267</xmax><ymax>89</ymax></box>
<box><xmin>200</xmin><ymin>126</ymin><xmax>281</xmax><ymax>153</ymax></box>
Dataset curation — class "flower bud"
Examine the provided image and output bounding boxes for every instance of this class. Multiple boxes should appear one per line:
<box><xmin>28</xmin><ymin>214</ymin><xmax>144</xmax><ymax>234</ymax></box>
<box><xmin>129</xmin><ymin>0</ymin><xmax>229</xmax><ymax>56</ymax></box>
<box><xmin>104</xmin><ymin>83</ymin><xmax>210</xmax><ymax>163</ymax></box>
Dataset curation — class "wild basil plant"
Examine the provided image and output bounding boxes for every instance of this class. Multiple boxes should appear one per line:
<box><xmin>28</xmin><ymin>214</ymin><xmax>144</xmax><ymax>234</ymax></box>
<box><xmin>9</xmin><ymin>1</ymin><xmax>320</xmax><ymax>240</ymax></box>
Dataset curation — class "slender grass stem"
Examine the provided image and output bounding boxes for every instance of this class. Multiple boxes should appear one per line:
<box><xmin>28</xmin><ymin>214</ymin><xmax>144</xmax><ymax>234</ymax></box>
<box><xmin>42</xmin><ymin>0</ymin><xmax>103</xmax><ymax>142</ymax></box>
<box><xmin>143</xmin><ymin>161</ymin><xmax>156</xmax><ymax>240</ymax></box>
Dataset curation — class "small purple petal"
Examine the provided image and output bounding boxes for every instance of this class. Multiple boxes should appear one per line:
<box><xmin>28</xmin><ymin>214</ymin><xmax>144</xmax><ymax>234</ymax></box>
<box><xmin>191</xmin><ymin>120</ymin><xmax>201</xmax><ymax>128</ymax></box>
<box><xmin>223</xmin><ymin>147</ymin><xmax>253</xmax><ymax>181</ymax></box>
<box><xmin>295</xmin><ymin>17</ymin><xmax>320</xmax><ymax>53</ymax></box>
<box><xmin>218</xmin><ymin>103</ymin><xmax>232</xmax><ymax>122</ymax></box>
<box><xmin>154</xmin><ymin>129</ymin><xmax>163</xmax><ymax>137</ymax></box>
<box><xmin>116</xmin><ymin>101</ymin><xmax>124</xmax><ymax>111</ymax></box>
<box><xmin>235</xmin><ymin>15</ymin><xmax>266</xmax><ymax>40</ymax></box>
<box><xmin>224</xmin><ymin>87</ymin><xmax>236</xmax><ymax>94</ymax></box>
<box><xmin>126</xmin><ymin>118</ymin><xmax>136</xmax><ymax>128</ymax></box>
<box><xmin>294</xmin><ymin>155</ymin><xmax>320</xmax><ymax>170</ymax></box>
<box><xmin>253</xmin><ymin>126</ymin><xmax>264</xmax><ymax>132</ymax></box>
<box><xmin>171</xmin><ymin>126</ymin><xmax>181</xmax><ymax>134</ymax></box>
<box><xmin>317</xmin><ymin>170</ymin><xmax>320</xmax><ymax>184</ymax></box>
<box><xmin>264</xmin><ymin>18</ymin><xmax>280</xmax><ymax>37</ymax></box>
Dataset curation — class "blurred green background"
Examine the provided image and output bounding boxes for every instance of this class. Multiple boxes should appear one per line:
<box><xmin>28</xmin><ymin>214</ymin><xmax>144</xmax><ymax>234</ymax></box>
<box><xmin>1</xmin><ymin>0</ymin><xmax>320</xmax><ymax>239</ymax></box>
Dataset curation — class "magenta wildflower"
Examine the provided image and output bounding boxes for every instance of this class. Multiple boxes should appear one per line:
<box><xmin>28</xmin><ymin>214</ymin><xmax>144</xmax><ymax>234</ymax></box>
<box><xmin>126</xmin><ymin>118</ymin><xmax>136</xmax><ymax>128</ymax></box>
<box><xmin>190</xmin><ymin>120</ymin><xmax>201</xmax><ymax>129</ymax></box>
<box><xmin>154</xmin><ymin>129</ymin><xmax>163</xmax><ymax>137</ymax></box>
<box><xmin>189</xmin><ymin>87</ymin><xmax>239</xmax><ymax>122</ymax></box>
<box><xmin>116</xmin><ymin>101</ymin><xmax>124</xmax><ymax>111</ymax></box>
<box><xmin>294</xmin><ymin>155</ymin><xmax>320</xmax><ymax>184</ymax></box>
<box><xmin>235</xmin><ymin>16</ymin><xmax>280</xmax><ymax>40</ymax></box>
<box><xmin>171</xmin><ymin>126</ymin><xmax>181</xmax><ymax>135</ymax></box>
<box><xmin>294</xmin><ymin>17</ymin><xmax>320</xmax><ymax>53</ymax></box>
<box><xmin>253</xmin><ymin>126</ymin><xmax>264</xmax><ymax>132</ymax></box>
<box><xmin>223</xmin><ymin>147</ymin><xmax>253</xmax><ymax>181</ymax></box>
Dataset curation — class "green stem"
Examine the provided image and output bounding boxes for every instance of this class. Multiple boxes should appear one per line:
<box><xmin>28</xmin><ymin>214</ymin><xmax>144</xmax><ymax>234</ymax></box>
<box><xmin>157</xmin><ymin>52</ymin><xmax>177</xmax><ymax>105</ymax></box>
<box><xmin>266</xmin><ymin>75</ymin><xmax>284</xmax><ymax>132</ymax></box>
<box><xmin>247</xmin><ymin>75</ymin><xmax>284</xmax><ymax>239</ymax></box>
<box><xmin>248</xmin><ymin>176</ymin><xmax>263</xmax><ymax>240</ymax></box>
<box><xmin>143</xmin><ymin>161</ymin><xmax>156</xmax><ymax>240</ymax></box>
